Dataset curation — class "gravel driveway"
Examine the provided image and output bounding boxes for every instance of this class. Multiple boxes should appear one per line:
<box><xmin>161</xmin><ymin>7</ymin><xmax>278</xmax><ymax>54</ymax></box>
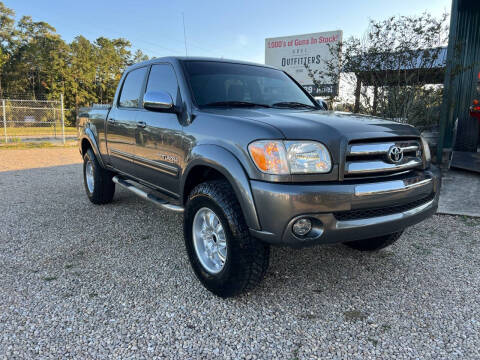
<box><xmin>0</xmin><ymin>149</ymin><xmax>479</xmax><ymax>359</ymax></box>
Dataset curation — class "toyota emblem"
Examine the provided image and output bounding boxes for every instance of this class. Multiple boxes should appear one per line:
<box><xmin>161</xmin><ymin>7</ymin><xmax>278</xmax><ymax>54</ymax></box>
<box><xmin>388</xmin><ymin>146</ymin><xmax>403</xmax><ymax>163</ymax></box>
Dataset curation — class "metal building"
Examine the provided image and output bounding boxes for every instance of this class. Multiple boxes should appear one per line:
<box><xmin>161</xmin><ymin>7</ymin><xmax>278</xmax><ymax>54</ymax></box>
<box><xmin>438</xmin><ymin>0</ymin><xmax>480</xmax><ymax>171</ymax></box>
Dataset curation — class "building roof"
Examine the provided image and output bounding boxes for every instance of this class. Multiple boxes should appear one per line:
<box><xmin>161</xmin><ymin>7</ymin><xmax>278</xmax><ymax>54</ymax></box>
<box><xmin>346</xmin><ymin>47</ymin><xmax>447</xmax><ymax>73</ymax></box>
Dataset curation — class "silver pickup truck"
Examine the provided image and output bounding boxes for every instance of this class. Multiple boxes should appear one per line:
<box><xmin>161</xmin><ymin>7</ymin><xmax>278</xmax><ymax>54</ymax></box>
<box><xmin>78</xmin><ymin>57</ymin><xmax>440</xmax><ymax>297</ymax></box>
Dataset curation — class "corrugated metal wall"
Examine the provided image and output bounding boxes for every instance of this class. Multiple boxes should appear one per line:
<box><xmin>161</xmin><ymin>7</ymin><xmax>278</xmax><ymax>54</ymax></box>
<box><xmin>438</xmin><ymin>0</ymin><xmax>480</xmax><ymax>160</ymax></box>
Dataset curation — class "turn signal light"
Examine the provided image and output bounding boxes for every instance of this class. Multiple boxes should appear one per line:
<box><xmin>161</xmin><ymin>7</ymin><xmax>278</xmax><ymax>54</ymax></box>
<box><xmin>248</xmin><ymin>141</ymin><xmax>289</xmax><ymax>174</ymax></box>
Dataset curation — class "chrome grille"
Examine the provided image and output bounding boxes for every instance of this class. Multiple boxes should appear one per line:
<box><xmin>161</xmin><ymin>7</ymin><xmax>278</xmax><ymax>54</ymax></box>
<box><xmin>345</xmin><ymin>139</ymin><xmax>423</xmax><ymax>177</ymax></box>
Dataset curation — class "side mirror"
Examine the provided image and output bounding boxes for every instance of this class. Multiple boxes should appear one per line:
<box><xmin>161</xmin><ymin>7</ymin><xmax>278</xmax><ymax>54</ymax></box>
<box><xmin>316</xmin><ymin>99</ymin><xmax>328</xmax><ymax>110</ymax></box>
<box><xmin>143</xmin><ymin>91</ymin><xmax>174</xmax><ymax>111</ymax></box>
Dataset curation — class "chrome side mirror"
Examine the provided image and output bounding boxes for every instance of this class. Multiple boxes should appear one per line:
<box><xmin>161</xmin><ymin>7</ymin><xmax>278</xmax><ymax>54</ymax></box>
<box><xmin>143</xmin><ymin>91</ymin><xmax>174</xmax><ymax>111</ymax></box>
<box><xmin>316</xmin><ymin>99</ymin><xmax>328</xmax><ymax>110</ymax></box>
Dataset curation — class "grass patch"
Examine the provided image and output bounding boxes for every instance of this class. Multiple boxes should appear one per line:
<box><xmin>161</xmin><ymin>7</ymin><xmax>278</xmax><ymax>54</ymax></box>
<box><xmin>291</xmin><ymin>346</ymin><xmax>300</xmax><ymax>360</ymax></box>
<box><xmin>0</xmin><ymin>142</ymin><xmax>56</xmax><ymax>149</ymax></box>
<box><xmin>411</xmin><ymin>243</ymin><xmax>433</xmax><ymax>255</ymax></box>
<box><xmin>459</xmin><ymin>215</ymin><xmax>479</xmax><ymax>227</ymax></box>
<box><xmin>5</xmin><ymin>127</ymin><xmax>77</xmax><ymax>136</ymax></box>
<box><xmin>381</xmin><ymin>323</ymin><xmax>392</xmax><ymax>332</ymax></box>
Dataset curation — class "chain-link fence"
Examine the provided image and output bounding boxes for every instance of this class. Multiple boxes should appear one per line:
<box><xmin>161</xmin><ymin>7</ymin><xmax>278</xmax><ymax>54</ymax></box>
<box><xmin>1</xmin><ymin>96</ymin><xmax>77</xmax><ymax>144</ymax></box>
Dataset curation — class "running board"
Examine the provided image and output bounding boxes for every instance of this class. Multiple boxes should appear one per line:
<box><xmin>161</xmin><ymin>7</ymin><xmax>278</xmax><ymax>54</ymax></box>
<box><xmin>112</xmin><ymin>176</ymin><xmax>184</xmax><ymax>213</ymax></box>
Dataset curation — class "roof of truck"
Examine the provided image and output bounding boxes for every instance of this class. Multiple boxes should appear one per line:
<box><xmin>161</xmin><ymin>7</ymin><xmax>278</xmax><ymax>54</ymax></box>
<box><xmin>127</xmin><ymin>56</ymin><xmax>278</xmax><ymax>71</ymax></box>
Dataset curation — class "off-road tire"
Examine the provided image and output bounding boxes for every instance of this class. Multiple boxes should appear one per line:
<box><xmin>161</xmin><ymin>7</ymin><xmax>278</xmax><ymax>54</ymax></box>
<box><xmin>184</xmin><ymin>180</ymin><xmax>270</xmax><ymax>297</ymax></box>
<box><xmin>83</xmin><ymin>148</ymin><xmax>115</xmax><ymax>204</ymax></box>
<box><xmin>343</xmin><ymin>231</ymin><xmax>403</xmax><ymax>251</ymax></box>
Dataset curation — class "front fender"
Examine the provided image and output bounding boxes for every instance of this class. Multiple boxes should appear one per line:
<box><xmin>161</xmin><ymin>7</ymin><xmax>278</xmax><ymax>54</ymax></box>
<box><xmin>181</xmin><ymin>144</ymin><xmax>260</xmax><ymax>230</ymax></box>
<box><xmin>79</xmin><ymin>127</ymin><xmax>105</xmax><ymax>168</ymax></box>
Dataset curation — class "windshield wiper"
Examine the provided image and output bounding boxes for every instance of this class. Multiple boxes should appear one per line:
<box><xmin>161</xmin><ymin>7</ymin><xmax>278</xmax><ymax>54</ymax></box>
<box><xmin>202</xmin><ymin>101</ymin><xmax>271</xmax><ymax>108</ymax></box>
<box><xmin>272</xmin><ymin>101</ymin><xmax>317</xmax><ymax>109</ymax></box>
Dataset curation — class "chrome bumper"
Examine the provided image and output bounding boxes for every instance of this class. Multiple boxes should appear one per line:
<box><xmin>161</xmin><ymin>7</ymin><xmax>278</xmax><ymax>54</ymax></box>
<box><xmin>249</xmin><ymin>167</ymin><xmax>441</xmax><ymax>247</ymax></box>
<box><xmin>354</xmin><ymin>176</ymin><xmax>432</xmax><ymax>197</ymax></box>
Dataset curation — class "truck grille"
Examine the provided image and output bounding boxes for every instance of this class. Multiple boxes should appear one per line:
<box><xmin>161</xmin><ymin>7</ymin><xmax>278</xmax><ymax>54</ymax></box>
<box><xmin>334</xmin><ymin>193</ymin><xmax>435</xmax><ymax>221</ymax></box>
<box><xmin>344</xmin><ymin>139</ymin><xmax>423</xmax><ymax>178</ymax></box>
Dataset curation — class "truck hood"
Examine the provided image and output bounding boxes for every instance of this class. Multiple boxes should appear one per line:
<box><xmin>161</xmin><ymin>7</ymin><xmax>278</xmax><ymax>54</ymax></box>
<box><xmin>206</xmin><ymin>108</ymin><xmax>418</xmax><ymax>138</ymax></box>
<box><xmin>202</xmin><ymin>108</ymin><xmax>420</xmax><ymax>163</ymax></box>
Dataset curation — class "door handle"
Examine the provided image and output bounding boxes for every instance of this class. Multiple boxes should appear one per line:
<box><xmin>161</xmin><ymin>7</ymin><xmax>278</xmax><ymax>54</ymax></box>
<box><xmin>107</xmin><ymin>118</ymin><xmax>115</xmax><ymax>124</ymax></box>
<box><xmin>137</xmin><ymin>121</ymin><xmax>147</xmax><ymax>128</ymax></box>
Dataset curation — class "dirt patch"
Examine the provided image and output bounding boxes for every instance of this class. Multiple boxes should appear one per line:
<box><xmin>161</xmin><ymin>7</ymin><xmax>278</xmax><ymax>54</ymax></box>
<box><xmin>0</xmin><ymin>147</ymin><xmax>82</xmax><ymax>172</ymax></box>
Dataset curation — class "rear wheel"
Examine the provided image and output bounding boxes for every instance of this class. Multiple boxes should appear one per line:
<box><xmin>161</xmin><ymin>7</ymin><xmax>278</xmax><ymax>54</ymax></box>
<box><xmin>343</xmin><ymin>231</ymin><xmax>403</xmax><ymax>251</ymax></box>
<box><xmin>184</xmin><ymin>180</ymin><xmax>270</xmax><ymax>297</ymax></box>
<box><xmin>83</xmin><ymin>148</ymin><xmax>115</xmax><ymax>204</ymax></box>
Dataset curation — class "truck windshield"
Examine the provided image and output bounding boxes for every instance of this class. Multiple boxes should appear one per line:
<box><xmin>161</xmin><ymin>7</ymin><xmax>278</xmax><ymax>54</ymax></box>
<box><xmin>183</xmin><ymin>61</ymin><xmax>318</xmax><ymax>109</ymax></box>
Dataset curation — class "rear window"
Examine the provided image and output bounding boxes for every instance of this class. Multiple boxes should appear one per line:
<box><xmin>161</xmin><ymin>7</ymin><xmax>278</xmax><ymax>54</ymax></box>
<box><xmin>118</xmin><ymin>67</ymin><xmax>147</xmax><ymax>108</ymax></box>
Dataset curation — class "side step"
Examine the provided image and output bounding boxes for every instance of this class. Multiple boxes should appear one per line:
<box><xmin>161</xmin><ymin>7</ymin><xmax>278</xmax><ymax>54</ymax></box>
<box><xmin>112</xmin><ymin>176</ymin><xmax>184</xmax><ymax>213</ymax></box>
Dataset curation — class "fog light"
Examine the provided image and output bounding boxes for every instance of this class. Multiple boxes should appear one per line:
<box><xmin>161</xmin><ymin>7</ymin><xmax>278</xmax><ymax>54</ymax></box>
<box><xmin>292</xmin><ymin>218</ymin><xmax>312</xmax><ymax>236</ymax></box>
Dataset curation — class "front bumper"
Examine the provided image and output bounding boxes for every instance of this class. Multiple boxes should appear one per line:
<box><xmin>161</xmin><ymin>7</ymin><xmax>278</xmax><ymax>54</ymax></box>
<box><xmin>249</xmin><ymin>167</ymin><xmax>441</xmax><ymax>247</ymax></box>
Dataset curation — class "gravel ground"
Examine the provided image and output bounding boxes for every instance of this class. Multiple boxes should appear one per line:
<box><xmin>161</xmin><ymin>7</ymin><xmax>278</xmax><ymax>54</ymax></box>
<box><xmin>0</xmin><ymin>150</ymin><xmax>479</xmax><ymax>359</ymax></box>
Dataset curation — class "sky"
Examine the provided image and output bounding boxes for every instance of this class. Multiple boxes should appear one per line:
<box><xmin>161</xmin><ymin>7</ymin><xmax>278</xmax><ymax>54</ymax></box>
<box><xmin>7</xmin><ymin>0</ymin><xmax>451</xmax><ymax>63</ymax></box>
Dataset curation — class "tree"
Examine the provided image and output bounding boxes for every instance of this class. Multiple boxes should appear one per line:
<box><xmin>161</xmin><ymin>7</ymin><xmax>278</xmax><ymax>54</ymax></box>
<box><xmin>307</xmin><ymin>12</ymin><xmax>449</xmax><ymax>130</ymax></box>
<box><xmin>3</xmin><ymin>16</ymin><xmax>70</xmax><ymax>100</ymax></box>
<box><xmin>0</xmin><ymin>2</ymin><xmax>16</xmax><ymax>96</ymax></box>
<box><xmin>131</xmin><ymin>49</ymin><xmax>149</xmax><ymax>64</ymax></box>
<box><xmin>94</xmin><ymin>37</ymin><xmax>140</xmax><ymax>104</ymax></box>
<box><xmin>67</xmin><ymin>36</ymin><xmax>97</xmax><ymax>111</ymax></box>
<box><xmin>0</xmin><ymin>2</ymin><xmax>149</xmax><ymax>110</ymax></box>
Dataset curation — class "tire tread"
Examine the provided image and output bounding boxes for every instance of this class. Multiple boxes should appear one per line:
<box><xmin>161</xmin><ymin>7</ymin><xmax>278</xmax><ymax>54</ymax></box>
<box><xmin>185</xmin><ymin>180</ymin><xmax>269</xmax><ymax>297</ymax></box>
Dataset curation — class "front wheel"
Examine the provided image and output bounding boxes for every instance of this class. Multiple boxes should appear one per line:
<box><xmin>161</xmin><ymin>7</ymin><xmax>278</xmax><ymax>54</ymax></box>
<box><xmin>184</xmin><ymin>180</ymin><xmax>270</xmax><ymax>297</ymax></box>
<box><xmin>343</xmin><ymin>231</ymin><xmax>403</xmax><ymax>251</ymax></box>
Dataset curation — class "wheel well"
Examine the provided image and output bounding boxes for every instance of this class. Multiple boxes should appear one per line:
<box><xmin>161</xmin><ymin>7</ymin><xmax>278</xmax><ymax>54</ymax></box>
<box><xmin>81</xmin><ymin>138</ymin><xmax>92</xmax><ymax>157</ymax></box>
<box><xmin>183</xmin><ymin>166</ymin><xmax>228</xmax><ymax>204</ymax></box>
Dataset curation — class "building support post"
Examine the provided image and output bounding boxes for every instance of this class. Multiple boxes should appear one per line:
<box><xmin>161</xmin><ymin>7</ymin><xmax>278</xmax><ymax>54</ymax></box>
<box><xmin>354</xmin><ymin>75</ymin><xmax>362</xmax><ymax>113</ymax></box>
<box><xmin>372</xmin><ymin>85</ymin><xmax>378</xmax><ymax>115</ymax></box>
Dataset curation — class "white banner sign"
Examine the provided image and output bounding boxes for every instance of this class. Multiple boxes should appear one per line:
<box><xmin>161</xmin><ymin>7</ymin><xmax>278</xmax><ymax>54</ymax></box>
<box><xmin>265</xmin><ymin>30</ymin><xmax>342</xmax><ymax>96</ymax></box>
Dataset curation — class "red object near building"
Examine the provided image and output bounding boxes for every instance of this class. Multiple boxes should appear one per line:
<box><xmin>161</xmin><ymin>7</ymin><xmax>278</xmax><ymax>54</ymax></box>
<box><xmin>469</xmin><ymin>73</ymin><xmax>480</xmax><ymax>121</ymax></box>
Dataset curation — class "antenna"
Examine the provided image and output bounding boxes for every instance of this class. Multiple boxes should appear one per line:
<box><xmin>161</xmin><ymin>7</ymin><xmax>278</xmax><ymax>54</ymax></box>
<box><xmin>182</xmin><ymin>12</ymin><xmax>188</xmax><ymax>56</ymax></box>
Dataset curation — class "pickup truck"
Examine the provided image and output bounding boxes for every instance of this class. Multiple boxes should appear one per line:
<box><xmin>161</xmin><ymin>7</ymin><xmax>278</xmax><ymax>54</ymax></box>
<box><xmin>78</xmin><ymin>57</ymin><xmax>440</xmax><ymax>297</ymax></box>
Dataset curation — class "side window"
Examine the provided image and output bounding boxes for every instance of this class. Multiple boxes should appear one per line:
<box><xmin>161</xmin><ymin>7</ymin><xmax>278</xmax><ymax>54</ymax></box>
<box><xmin>146</xmin><ymin>64</ymin><xmax>179</xmax><ymax>103</ymax></box>
<box><xmin>118</xmin><ymin>67</ymin><xmax>147</xmax><ymax>108</ymax></box>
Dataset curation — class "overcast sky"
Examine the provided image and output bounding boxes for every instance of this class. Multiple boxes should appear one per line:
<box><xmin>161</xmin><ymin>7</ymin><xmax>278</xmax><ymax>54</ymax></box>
<box><xmin>9</xmin><ymin>0</ymin><xmax>451</xmax><ymax>63</ymax></box>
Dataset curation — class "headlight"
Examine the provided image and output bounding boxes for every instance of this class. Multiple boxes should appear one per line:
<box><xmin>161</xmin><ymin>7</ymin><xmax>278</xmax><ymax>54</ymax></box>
<box><xmin>285</xmin><ymin>141</ymin><xmax>332</xmax><ymax>173</ymax></box>
<box><xmin>420</xmin><ymin>136</ymin><xmax>431</xmax><ymax>167</ymax></box>
<box><xmin>248</xmin><ymin>140</ymin><xmax>332</xmax><ymax>175</ymax></box>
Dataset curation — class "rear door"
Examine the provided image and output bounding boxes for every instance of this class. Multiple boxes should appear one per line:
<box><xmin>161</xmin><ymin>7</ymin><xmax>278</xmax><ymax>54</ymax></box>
<box><xmin>134</xmin><ymin>63</ymin><xmax>184</xmax><ymax>197</ymax></box>
<box><xmin>106</xmin><ymin>66</ymin><xmax>148</xmax><ymax>174</ymax></box>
